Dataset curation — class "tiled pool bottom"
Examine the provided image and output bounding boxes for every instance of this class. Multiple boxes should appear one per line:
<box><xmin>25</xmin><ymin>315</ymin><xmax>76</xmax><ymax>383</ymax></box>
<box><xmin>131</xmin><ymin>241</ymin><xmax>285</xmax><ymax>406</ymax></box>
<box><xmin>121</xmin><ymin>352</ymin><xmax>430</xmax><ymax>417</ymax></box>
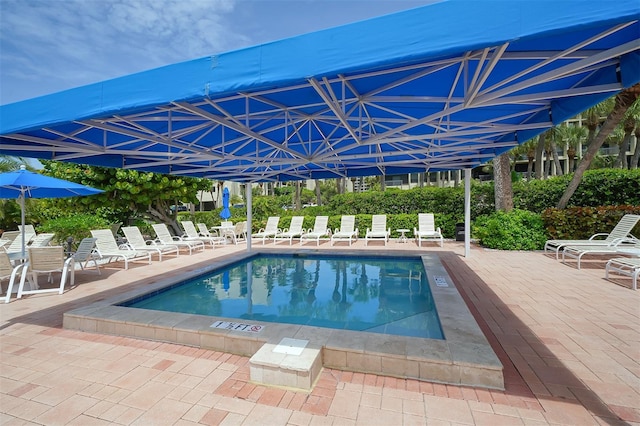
<box><xmin>63</xmin><ymin>249</ymin><xmax>504</xmax><ymax>390</ymax></box>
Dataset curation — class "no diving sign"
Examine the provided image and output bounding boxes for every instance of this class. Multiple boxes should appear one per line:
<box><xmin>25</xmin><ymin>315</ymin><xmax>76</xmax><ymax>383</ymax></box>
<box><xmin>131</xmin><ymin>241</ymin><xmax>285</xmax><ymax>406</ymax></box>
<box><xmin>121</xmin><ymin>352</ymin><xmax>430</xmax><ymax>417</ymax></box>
<box><xmin>434</xmin><ymin>276</ymin><xmax>449</xmax><ymax>287</ymax></box>
<box><xmin>210</xmin><ymin>321</ymin><xmax>264</xmax><ymax>333</ymax></box>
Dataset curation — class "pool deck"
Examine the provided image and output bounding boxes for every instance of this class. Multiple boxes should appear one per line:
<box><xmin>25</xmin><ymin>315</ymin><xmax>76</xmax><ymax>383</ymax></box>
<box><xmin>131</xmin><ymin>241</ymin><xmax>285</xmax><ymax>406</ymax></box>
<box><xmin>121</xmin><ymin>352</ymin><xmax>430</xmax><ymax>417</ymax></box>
<box><xmin>1</xmin><ymin>239</ymin><xmax>638</xmax><ymax>425</ymax></box>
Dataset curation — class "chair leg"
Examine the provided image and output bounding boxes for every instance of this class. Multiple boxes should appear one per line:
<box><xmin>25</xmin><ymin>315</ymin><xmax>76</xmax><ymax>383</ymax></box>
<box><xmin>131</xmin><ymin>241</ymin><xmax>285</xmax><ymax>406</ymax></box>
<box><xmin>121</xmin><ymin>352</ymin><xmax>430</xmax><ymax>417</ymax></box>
<box><xmin>3</xmin><ymin>264</ymin><xmax>25</xmax><ymax>303</ymax></box>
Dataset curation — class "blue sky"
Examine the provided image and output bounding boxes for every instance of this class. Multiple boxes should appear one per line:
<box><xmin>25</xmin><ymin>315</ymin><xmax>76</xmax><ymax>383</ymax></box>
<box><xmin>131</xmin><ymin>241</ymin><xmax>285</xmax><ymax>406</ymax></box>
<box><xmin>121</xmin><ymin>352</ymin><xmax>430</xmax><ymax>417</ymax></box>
<box><xmin>0</xmin><ymin>0</ymin><xmax>432</xmax><ymax>105</ymax></box>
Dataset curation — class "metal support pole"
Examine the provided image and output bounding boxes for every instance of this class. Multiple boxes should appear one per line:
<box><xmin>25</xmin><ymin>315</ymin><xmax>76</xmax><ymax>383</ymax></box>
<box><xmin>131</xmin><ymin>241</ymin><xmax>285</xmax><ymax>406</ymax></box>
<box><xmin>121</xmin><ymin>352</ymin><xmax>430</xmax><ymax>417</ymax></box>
<box><xmin>246</xmin><ymin>184</ymin><xmax>252</xmax><ymax>253</ymax></box>
<box><xmin>464</xmin><ymin>168</ymin><xmax>471</xmax><ymax>258</ymax></box>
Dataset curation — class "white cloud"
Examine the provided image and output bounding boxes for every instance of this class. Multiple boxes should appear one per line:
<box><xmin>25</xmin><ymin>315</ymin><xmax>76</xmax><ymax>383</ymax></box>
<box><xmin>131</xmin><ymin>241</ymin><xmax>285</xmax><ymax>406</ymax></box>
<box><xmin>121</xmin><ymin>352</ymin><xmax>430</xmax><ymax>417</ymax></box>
<box><xmin>0</xmin><ymin>0</ymin><xmax>433</xmax><ymax>104</ymax></box>
<box><xmin>0</xmin><ymin>0</ymin><xmax>245</xmax><ymax>102</ymax></box>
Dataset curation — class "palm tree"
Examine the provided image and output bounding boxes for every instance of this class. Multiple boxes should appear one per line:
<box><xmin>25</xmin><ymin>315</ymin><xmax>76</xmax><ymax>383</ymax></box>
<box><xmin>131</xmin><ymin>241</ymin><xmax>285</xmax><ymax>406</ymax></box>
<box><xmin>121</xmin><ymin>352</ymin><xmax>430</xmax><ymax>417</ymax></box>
<box><xmin>607</xmin><ymin>126</ymin><xmax>626</xmax><ymax>168</ymax></box>
<box><xmin>542</xmin><ymin>128</ymin><xmax>564</xmax><ymax>177</ymax></box>
<box><xmin>557</xmin><ymin>83</ymin><xmax>640</xmax><ymax>209</ymax></box>
<box><xmin>521</xmin><ymin>139</ymin><xmax>537</xmax><ymax>180</ymax></box>
<box><xmin>0</xmin><ymin>156</ymin><xmax>26</xmax><ymax>172</ymax></box>
<box><xmin>493</xmin><ymin>152</ymin><xmax>513</xmax><ymax>211</ymax></box>
<box><xmin>614</xmin><ymin>98</ymin><xmax>639</xmax><ymax>169</ymax></box>
<box><xmin>632</xmin><ymin>120</ymin><xmax>640</xmax><ymax>169</ymax></box>
<box><xmin>534</xmin><ymin>133</ymin><xmax>545</xmax><ymax>179</ymax></box>
<box><xmin>556</xmin><ymin>124</ymin><xmax>587</xmax><ymax>173</ymax></box>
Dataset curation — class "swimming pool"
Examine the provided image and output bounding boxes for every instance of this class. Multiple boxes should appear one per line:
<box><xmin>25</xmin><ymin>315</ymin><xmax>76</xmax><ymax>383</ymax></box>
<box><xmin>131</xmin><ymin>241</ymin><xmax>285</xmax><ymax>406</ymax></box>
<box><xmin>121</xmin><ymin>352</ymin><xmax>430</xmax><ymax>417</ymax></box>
<box><xmin>120</xmin><ymin>254</ymin><xmax>444</xmax><ymax>339</ymax></box>
<box><xmin>63</xmin><ymin>248</ymin><xmax>504</xmax><ymax>389</ymax></box>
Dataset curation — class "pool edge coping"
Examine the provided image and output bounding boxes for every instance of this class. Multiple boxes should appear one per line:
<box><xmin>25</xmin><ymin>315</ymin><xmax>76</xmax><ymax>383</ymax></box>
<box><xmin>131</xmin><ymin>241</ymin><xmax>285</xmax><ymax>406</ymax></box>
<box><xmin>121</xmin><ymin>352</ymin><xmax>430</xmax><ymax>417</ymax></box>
<box><xmin>63</xmin><ymin>248</ymin><xmax>504</xmax><ymax>390</ymax></box>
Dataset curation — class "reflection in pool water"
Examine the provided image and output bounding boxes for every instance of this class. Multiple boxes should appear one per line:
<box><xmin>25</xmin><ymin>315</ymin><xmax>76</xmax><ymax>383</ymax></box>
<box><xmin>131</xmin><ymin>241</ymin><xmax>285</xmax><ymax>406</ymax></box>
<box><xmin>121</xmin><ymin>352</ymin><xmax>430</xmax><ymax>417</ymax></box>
<box><xmin>122</xmin><ymin>254</ymin><xmax>443</xmax><ymax>339</ymax></box>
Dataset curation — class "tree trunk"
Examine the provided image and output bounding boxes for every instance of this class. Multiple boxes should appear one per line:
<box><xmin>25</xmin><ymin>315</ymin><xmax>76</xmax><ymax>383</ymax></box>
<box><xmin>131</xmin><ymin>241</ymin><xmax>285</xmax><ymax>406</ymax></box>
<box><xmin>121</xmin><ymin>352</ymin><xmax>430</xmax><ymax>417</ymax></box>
<box><xmin>544</xmin><ymin>150</ymin><xmax>551</xmax><ymax>178</ymax></box>
<box><xmin>631</xmin><ymin>128</ymin><xmax>640</xmax><ymax>169</ymax></box>
<box><xmin>527</xmin><ymin>158</ymin><xmax>533</xmax><ymax>180</ymax></box>
<box><xmin>557</xmin><ymin>87</ymin><xmax>640</xmax><ymax>208</ymax></box>
<box><xmin>294</xmin><ymin>181</ymin><xmax>302</xmax><ymax>210</ymax></box>
<box><xmin>614</xmin><ymin>133</ymin><xmax>632</xmax><ymax>169</ymax></box>
<box><xmin>493</xmin><ymin>152</ymin><xmax>513</xmax><ymax>212</ymax></box>
<box><xmin>314</xmin><ymin>179</ymin><xmax>322</xmax><ymax>205</ymax></box>
<box><xmin>567</xmin><ymin>148</ymin><xmax>576</xmax><ymax>173</ymax></box>
<box><xmin>551</xmin><ymin>140</ymin><xmax>563</xmax><ymax>175</ymax></box>
<box><xmin>534</xmin><ymin>135</ymin><xmax>545</xmax><ymax>179</ymax></box>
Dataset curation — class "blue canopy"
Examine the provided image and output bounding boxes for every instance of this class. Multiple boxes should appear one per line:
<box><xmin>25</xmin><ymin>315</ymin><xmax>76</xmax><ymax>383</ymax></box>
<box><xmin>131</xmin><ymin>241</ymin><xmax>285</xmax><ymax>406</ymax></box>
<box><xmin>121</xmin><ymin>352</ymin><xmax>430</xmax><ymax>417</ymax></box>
<box><xmin>1</xmin><ymin>0</ymin><xmax>638</xmax><ymax>182</ymax></box>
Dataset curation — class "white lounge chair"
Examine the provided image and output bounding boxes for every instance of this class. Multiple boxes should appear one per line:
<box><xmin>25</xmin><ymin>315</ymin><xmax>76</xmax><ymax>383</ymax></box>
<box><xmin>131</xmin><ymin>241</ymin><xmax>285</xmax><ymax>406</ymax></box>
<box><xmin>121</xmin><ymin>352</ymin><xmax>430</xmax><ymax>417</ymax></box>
<box><xmin>122</xmin><ymin>226</ymin><xmax>179</xmax><ymax>261</ymax></box>
<box><xmin>330</xmin><ymin>215</ymin><xmax>358</xmax><ymax>246</ymax></box>
<box><xmin>71</xmin><ymin>237</ymin><xmax>101</xmax><ymax>274</ymax></box>
<box><xmin>28</xmin><ymin>233</ymin><xmax>55</xmax><ymax>248</ymax></box>
<box><xmin>562</xmin><ymin>239</ymin><xmax>640</xmax><ymax>270</ymax></box>
<box><xmin>18</xmin><ymin>224</ymin><xmax>37</xmax><ymax>235</ymax></box>
<box><xmin>181</xmin><ymin>221</ymin><xmax>224</xmax><ymax>248</ymax></box>
<box><xmin>91</xmin><ymin>229</ymin><xmax>152</xmax><ymax>269</ymax></box>
<box><xmin>252</xmin><ymin>217</ymin><xmax>281</xmax><ymax>245</ymax></box>
<box><xmin>414</xmin><ymin>213</ymin><xmax>443</xmax><ymax>247</ymax></box>
<box><xmin>544</xmin><ymin>214</ymin><xmax>640</xmax><ymax>259</ymax></box>
<box><xmin>0</xmin><ymin>230</ymin><xmax>20</xmax><ymax>244</ymax></box>
<box><xmin>152</xmin><ymin>223</ymin><xmax>205</xmax><ymax>255</ymax></box>
<box><xmin>1</xmin><ymin>247</ymin><xmax>27</xmax><ymax>303</ymax></box>
<box><xmin>300</xmin><ymin>216</ymin><xmax>330</xmax><ymax>246</ymax></box>
<box><xmin>4</xmin><ymin>231</ymin><xmax>35</xmax><ymax>254</ymax></box>
<box><xmin>274</xmin><ymin>216</ymin><xmax>305</xmax><ymax>245</ymax></box>
<box><xmin>606</xmin><ymin>257</ymin><xmax>640</xmax><ymax>290</ymax></box>
<box><xmin>15</xmin><ymin>246</ymin><xmax>74</xmax><ymax>300</ymax></box>
<box><xmin>365</xmin><ymin>214</ymin><xmax>390</xmax><ymax>246</ymax></box>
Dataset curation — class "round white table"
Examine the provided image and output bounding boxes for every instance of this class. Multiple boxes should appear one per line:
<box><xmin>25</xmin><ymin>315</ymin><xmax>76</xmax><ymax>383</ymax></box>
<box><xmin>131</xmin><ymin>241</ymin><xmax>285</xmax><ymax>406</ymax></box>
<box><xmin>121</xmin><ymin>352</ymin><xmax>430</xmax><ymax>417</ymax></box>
<box><xmin>396</xmin><ymin>229</ymin><xmax>410</xmax><ymax>243</ymax></box>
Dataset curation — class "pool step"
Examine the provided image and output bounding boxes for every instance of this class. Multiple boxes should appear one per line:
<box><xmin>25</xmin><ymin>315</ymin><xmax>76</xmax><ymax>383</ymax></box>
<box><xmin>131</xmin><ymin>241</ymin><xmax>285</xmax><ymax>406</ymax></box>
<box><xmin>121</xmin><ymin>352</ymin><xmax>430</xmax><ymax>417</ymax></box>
<box><xmin>249</xmin><ymin>338</ymin><xmax>322</xmax><ymax>391</ymax></box>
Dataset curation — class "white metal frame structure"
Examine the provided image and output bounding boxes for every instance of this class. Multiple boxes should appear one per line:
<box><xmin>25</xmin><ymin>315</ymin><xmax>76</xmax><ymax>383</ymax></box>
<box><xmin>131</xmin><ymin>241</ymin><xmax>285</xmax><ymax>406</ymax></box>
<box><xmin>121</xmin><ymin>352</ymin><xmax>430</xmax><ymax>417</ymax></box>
<box><xmin>1</xmin><ymin>2</ymin><xmax>637</xmax><ymax>184</ymax></box>
<box><xmin>0</xmin><ymin>2</ymin><xmax>638</xmax><ymax>258</ymax></box>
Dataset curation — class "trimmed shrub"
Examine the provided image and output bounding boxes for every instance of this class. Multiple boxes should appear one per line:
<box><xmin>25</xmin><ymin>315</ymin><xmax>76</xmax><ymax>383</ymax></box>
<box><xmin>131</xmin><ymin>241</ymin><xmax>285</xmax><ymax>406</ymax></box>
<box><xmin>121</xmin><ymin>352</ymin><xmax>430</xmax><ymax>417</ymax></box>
<box><xmin>38</xmin><ymin>214</ymin><xmax>110</xmax><ymax>247</ymax></box>
<box><xmin>473</xmin><ymin>210</ymin><xmax>547</xmax><ymax>250</ymax></box>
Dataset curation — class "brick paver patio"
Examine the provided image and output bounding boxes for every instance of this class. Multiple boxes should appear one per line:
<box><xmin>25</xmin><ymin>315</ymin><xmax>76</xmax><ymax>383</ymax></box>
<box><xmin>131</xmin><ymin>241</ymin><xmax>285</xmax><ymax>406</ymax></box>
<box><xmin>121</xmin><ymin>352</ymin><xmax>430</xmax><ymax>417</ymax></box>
<box><xmin>1</xmin><ymin>239</ymin><xmax>638</xmax><ymax>425</ymax></box>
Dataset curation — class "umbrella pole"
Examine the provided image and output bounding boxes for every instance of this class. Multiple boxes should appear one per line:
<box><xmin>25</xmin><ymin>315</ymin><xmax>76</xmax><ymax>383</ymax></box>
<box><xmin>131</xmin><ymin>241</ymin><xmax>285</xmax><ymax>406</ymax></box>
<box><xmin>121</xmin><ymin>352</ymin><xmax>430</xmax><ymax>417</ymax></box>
<box><xmin>20</xmin><ymin>192</ymin><xmax>26</xmax><ymax>258</ymax></box>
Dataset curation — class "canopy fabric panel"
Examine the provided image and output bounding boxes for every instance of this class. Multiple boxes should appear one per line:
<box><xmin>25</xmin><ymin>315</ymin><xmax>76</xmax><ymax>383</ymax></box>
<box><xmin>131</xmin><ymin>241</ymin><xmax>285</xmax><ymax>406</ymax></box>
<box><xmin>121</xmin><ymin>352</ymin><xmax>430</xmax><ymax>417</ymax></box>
<box><xmin>1</xmin><ymin>0</ymin><xmax>639</xmax><ymax>182</ymax></box>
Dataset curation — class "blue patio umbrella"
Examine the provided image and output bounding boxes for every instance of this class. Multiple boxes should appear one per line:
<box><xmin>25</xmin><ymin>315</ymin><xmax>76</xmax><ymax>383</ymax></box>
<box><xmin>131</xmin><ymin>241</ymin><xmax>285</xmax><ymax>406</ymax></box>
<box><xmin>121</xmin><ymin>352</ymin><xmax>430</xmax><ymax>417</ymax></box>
<box><xmin>0</xmin><ymin>165</ymin><xmax>104</xmax><ymax>257</ymax></box>
<box><xmin>220</xmin><ymin>187</ymin><xmax>231</xmax><ymax>220</ymax></box>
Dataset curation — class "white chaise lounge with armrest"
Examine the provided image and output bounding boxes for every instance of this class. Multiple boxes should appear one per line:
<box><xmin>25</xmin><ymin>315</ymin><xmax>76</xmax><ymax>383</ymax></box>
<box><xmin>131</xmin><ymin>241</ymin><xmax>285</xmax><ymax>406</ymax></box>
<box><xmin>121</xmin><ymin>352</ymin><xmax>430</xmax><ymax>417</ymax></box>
<box><xmin>152</xmin><ymin>223</ymin><xmax>205</xmax><ymax>255</ymax></box>
<box><xmin>562</xmin><ymin>239</ymin><xmax>640</xmax><ymax>270</ymax></box>
<box><xmin>544</xmin><ymin>214</ymin><xmax>640</xmax><ymax>260</ymax></box>
<box><xmin>274</xmin><ymin>216</ymin><xmax>305</xmax><ymax>245</ymax></box>
<box><xmin>330</xmin><ymin>215</ymin><xmax>358</xmax><ymax>246</ymax></box>
<box><xmin>252</xmin><ymin>216</ymin><xmax>281</xmax><ymax>245</ymax></box>
<box><xmin>606</xmin><ymin>257</ymin><xmax>640</xmax><ymax>290</ymax></box>
<box><xmin>122</xmin><ymin>226</ymin><xmax>179</xmax><ymax>261</ymax></box>
<box><xmin>91</xmin><ymin>229</ymin><xmax>152</xmax><ymax>269</ymax></box>
<box><xmin>414</xmin><ymin>213</ymin><xmax>443</xmax><ymax>247</ymax></box>
<box><xmin>365</xmin><ymin>214</ymin><xmax>390</xmax><ymax>246</ymax></box>
<box><xmin>300</xmin><ymin>216</ymin><xmax>330</xmax><ymax>246</ymax></box>
<box><xmin>181</xmin><ymin>221</ymin><xmax>225</xmax><ymax>248</ymax></box>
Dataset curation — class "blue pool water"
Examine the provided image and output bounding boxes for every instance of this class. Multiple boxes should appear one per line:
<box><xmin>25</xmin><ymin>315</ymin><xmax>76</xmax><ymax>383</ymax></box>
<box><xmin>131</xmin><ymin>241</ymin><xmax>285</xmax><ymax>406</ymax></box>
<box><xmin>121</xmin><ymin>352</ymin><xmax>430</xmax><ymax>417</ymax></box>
<box><xmin>121</xmin><ymin>253</ymin><xmax>444</xmax><ymax>339</ymax></box>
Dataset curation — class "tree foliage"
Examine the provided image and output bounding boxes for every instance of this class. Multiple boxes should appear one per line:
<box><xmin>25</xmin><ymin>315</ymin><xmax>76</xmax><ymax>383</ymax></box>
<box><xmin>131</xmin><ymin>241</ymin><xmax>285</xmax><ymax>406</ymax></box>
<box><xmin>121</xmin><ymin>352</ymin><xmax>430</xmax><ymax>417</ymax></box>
<box><xmin>39</xmin><ymin>161</ymin><xmax>212</xmax><ymax>231</ymax></box>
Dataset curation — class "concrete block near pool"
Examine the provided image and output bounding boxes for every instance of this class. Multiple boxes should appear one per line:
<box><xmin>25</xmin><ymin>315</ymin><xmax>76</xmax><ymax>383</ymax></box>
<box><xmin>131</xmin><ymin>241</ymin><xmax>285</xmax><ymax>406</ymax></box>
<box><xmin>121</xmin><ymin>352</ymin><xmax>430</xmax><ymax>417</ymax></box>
<box><xmin>249</xmin><ymin>338</ymin><xmax>323</xmax><ymax>391</ymax></box>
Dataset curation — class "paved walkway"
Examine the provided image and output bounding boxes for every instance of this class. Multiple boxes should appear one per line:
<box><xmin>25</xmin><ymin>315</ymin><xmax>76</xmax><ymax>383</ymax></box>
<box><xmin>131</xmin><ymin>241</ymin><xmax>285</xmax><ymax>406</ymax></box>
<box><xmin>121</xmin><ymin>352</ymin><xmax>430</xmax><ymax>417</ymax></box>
<box><xmin>1</xmin><ymin>240</ymin><xmax>638</xmax><ymax>425</ymax></box>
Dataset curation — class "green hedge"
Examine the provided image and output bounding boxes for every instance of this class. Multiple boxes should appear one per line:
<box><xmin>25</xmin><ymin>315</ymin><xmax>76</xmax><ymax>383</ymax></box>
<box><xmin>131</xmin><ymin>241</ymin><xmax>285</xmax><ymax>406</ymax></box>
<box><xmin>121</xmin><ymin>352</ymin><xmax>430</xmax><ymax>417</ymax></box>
<box><xmin>513</xmin><ymin>169</ymin><xmax>640</xmax><ymax>212</ymax></box>
<box><xmin>178</xmin><ymin>169</ymin><xmax>639</xmax><ymax>245</ymax></box>
<box><xmin>324</xmin><ymin>169</ymin><xmax>639</xmax><ymax>217</ymax></box>
<box><xmin>541</xmin><ymin>205</ymin><xmax>640</xmax><ymax>240</ymax></box>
